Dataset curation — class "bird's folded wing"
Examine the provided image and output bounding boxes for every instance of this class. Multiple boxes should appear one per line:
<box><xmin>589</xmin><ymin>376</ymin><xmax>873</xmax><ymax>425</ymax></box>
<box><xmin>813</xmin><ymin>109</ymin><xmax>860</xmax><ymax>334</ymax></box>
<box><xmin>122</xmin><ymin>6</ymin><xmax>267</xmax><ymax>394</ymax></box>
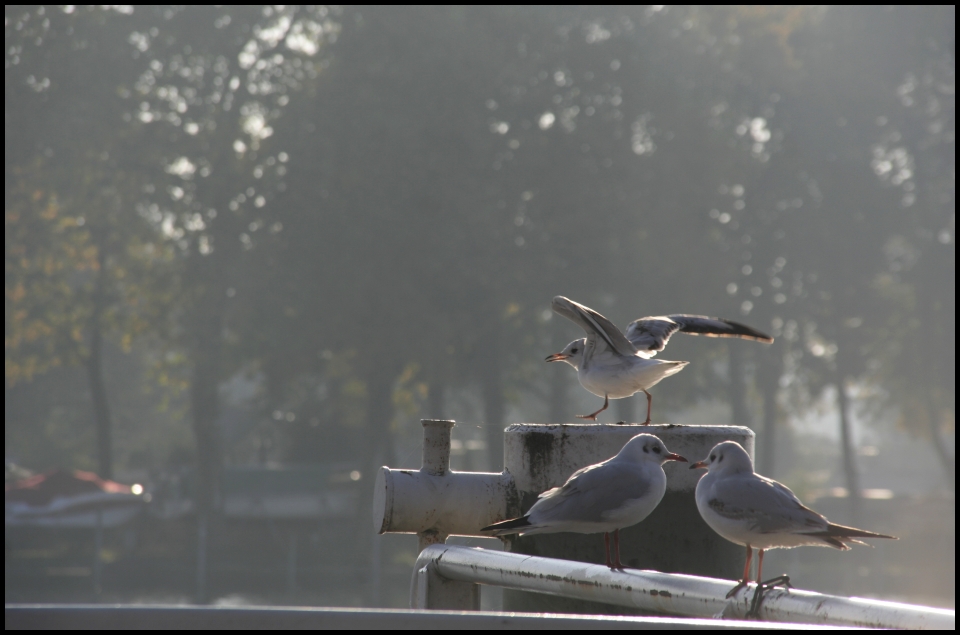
<box><xmin>552</xmin><ymin>296</ymin><xmax>638</xmax><ymax>357</ymax></box>
<box><xmin>625</xmin><ymin>315</ymin><xmax>773</xmax><ymax>356</ymax></box>
<box><xmin>531</xmin><ymin>462</ymin><xmax>651</xmax><ymax>524</ymax></box>
<box><xmin>708</xmin><ymin>476</ymin><xmax>827</xmax><ymax>535</ymax></box>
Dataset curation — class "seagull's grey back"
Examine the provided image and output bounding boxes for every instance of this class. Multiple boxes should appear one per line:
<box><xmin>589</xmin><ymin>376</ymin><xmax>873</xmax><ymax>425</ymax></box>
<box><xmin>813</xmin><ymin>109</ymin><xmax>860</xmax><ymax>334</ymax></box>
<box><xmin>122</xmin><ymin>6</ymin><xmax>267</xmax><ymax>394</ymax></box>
<box><xmin>531</xmin><ymin>459</ymin><xmax>663</xmax><ymax>525</ymax></box>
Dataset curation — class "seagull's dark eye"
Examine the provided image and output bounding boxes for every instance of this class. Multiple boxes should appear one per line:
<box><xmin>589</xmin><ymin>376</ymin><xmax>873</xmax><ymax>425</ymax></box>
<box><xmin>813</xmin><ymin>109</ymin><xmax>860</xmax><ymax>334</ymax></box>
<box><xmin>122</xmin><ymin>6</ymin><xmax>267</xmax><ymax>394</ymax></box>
<box><xmin>710</xmin><ymin>454</ymin><xmax>716</xmax><ymax>461</ymax></box>
<box><xmin>718</xmin><ymin>454</ymin><xmax>724</xmax><ymax>463</ymax></box>
<box><xmin>653</xmin><ymin>446</ymin><xmax>661</xmax><ymax>453</ymax></box>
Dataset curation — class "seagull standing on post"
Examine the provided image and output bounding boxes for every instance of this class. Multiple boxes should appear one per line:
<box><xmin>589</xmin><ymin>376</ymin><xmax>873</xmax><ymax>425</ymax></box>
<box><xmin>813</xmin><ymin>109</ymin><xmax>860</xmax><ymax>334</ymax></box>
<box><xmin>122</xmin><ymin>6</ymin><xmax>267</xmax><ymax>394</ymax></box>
<box><xmin>547</xmin><ymin>296</ymin><xmax>773</xmax><ymax>423</ymax></box>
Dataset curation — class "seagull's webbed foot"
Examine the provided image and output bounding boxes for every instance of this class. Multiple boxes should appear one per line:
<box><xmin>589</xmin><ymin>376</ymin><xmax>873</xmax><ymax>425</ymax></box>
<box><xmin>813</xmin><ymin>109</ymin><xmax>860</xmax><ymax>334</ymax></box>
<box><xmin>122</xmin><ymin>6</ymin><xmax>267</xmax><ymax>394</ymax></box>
<box><xmin>577</xmin><ymin>394</ymin><xmax>609</xmax><ymax>421</ymax></box>
<box><xmin>725</xmin><ymin>579</ymin><xmax>749</xmax><ymax>599</ymax></box>
<box><xmin>746</xmin><ymin>575</ymin><xmax>792</xmax><ymax>618</ymax></box>
<box><xmin>608</xmin><ymin>548</ymin><xmax>627</xmax><ymax>571</ymax></box>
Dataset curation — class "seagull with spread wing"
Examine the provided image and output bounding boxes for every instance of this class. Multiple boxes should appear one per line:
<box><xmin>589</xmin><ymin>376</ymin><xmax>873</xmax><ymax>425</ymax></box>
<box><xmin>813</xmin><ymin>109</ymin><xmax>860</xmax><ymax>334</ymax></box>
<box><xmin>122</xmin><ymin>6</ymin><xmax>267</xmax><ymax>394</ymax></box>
<box><xmin>547</xmin><ymin>296</ymin><xmax>773</xmax><ymax>423</ymax></box>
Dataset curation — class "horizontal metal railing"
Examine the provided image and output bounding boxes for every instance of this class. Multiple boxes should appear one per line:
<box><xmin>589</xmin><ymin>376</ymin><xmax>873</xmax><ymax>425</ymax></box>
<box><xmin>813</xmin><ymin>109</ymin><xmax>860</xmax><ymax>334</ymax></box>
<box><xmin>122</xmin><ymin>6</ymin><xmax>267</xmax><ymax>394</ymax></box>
<box><xmin>412</xmin><ymin>545</ymin><xmax>955</xmax><ymax>630</ymax></box>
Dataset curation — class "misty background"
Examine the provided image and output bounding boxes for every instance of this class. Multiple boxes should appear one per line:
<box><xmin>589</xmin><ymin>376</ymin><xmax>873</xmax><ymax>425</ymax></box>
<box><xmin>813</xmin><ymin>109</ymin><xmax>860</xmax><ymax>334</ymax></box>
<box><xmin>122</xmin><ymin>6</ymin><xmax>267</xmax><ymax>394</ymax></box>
<box><xmin>5</xmin><ymin>6</ymin><xmax>954</xmax><ymax>610</ymax></box>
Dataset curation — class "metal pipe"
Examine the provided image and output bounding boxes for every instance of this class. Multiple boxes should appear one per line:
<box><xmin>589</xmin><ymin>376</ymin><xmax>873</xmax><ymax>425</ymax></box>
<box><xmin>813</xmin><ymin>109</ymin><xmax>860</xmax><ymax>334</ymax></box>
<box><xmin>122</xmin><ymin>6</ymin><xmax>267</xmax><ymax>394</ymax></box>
<box><xmin>421</xmin><ymin>419</ymin><xmax>454</xmax><ymax>475</ymax></box>
<box><xmin>414</xmin><ymin>545</ymin><xmax>954</xmax><ymax>630</ymax></box>
<box><xmin>374</xmin><ymin>469</ymin><xmax>516</xmax><ymax>540</ymax></box>
<box><xmin>373</xmin><ymin>420</ymin><xmax>519</xmax><ymax>548</ymax></box>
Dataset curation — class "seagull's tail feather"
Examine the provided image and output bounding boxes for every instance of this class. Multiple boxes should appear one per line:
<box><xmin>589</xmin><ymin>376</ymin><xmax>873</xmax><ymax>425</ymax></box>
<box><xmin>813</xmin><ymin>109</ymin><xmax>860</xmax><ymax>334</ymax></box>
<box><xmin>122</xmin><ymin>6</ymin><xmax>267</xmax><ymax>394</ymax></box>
<box><xmin>808</xmin><ymin>522</ymin><xmax>897</xmax><ymax>549</ymax></box>
<box><xmin>663</xmin><ymin>360</ymin><xmax>689</xmax><ymax>375</ymax></box>
<box><xmin>480</xmin><ymin>515</ymin><xmax>533</xmax><ymax>536</ymax></box>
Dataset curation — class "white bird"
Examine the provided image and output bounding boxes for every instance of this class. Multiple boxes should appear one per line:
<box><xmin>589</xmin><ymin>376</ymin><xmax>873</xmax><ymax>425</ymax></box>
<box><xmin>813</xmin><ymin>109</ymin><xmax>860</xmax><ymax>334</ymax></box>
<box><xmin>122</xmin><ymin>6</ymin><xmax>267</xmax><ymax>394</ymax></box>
<box><xmin>481</xmin><ymin>434</ymin><xmax>687</xmax><ymax>570</ymax></box>
<box><xmin>691</xmin><ymin>441</ymin><xmax>896</xmax><ymax>597</ymax></box>
<box><xmin>547</xmin><ymin>296</ymin><xmax>773</xmax><ymax>423</ymax></box>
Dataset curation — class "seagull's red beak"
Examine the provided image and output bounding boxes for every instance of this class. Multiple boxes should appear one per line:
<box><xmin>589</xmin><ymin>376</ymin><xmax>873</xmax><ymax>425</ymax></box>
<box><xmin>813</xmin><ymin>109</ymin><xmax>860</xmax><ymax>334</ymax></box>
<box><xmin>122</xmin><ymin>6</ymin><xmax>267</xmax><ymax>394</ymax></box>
<box><xmin>666</xmin><ymin>453</ymin><xmax>688</xmax><ymax>463</ymax></box>
<box><xmin>545</xmin><ymin>352</ymin><xmax>569</xmax><ymax>363</ymax></box>
<box><xmin>689</xmin><ymin>460</ymin><xmax>708</xmax><ymax>470</ymax></box>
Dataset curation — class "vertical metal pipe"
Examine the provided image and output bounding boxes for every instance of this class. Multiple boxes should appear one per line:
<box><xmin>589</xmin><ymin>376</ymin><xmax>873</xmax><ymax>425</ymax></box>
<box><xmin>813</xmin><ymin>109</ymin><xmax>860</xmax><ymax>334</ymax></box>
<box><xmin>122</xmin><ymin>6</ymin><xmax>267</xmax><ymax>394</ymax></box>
<box><xmin>418</xmin><ymin>420</ymin><xmax>455</xmax><ymax>549</ymax></box>
<box><xmin>835</xmin><ymin>374</ymin><xmax>861</xmax><ymax>520</ymax></box>
<box><xmin>421</xmin><ymin>420</ymin><xmax>455</xmax><ymax>476</ymax></box>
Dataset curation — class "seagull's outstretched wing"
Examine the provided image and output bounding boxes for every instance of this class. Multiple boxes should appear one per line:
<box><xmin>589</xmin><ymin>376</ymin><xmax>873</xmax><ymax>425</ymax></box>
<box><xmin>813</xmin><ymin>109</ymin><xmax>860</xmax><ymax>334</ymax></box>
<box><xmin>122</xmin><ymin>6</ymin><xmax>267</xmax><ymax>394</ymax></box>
<box><xmin>552</xmin><ymin>296</ymin><xmax>637</xmax><ymax>358</ymax></box>
<box><xmin>625</xmin><ymin>315</ymin><xmax>773</xmax><ymax>357</ymax></box>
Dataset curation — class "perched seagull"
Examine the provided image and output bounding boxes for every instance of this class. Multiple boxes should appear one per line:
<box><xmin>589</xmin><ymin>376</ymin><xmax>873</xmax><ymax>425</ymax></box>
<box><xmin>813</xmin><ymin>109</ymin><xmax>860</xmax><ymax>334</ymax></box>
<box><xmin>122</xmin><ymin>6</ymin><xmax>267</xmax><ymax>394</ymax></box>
<box><xmin>481</xmin><ymin>434</ymin><xmax>686</xmax><ymax>570</ymax></box>
<box><xmin>547</xmin><ymin>296</ymin><xmax>773</xmax><ymax>423</ymax></box>
<box><xmin>691</xmin><ymin>441</ymin><xmax>897</xmax><ymax>598</ymax></box>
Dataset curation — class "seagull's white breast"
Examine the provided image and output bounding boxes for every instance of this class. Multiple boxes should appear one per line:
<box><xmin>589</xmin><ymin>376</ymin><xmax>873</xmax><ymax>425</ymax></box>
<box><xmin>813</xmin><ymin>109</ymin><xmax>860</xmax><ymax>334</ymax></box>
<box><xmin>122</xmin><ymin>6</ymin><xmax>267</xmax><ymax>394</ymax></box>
<box><xmin>579</xmin><ymin>355</ymin><xmax>687</xmax><ymax>399</ymax></box>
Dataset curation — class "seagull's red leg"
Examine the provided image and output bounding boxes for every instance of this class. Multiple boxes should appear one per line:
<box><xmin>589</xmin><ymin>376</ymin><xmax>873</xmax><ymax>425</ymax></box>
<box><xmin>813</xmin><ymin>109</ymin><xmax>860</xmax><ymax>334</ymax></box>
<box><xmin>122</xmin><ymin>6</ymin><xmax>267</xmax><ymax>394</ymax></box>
<box><xmin>726</xmin><ymin>544</ymin><xmax>752</xmax><ymax>598</ymax></box>
<box><xmin>747</xmin><ymin>549</ymin><xmax>791</xmax><ymax>618</ymax></box>
<box><xmin>642</xmin><ymin>390</ymin><xmax>653</xmax><ymax>424</ymax></box>
<box><xmin>612</xmin><ymin>528</ymin><xmax>625</xmax><ymax>570</ymax></box>
<box><xmin>578</xmin><ymin>394</ymin><xmax>609</xmax><ymax>421</ymax></box>
<box><xmin>604</xmin><ymin>532</ymin><xmax>613</xmax><ymax>568</ymax></box>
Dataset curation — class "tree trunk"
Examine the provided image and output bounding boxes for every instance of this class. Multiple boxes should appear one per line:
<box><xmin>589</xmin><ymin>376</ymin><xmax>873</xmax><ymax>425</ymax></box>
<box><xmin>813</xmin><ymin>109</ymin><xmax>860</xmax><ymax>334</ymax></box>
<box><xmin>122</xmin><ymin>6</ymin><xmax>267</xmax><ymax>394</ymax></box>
<box><xmin>191</xmin><ymin>307</ymin><xmax>224</xmax><ymax>517</ymax></box>
<box><xmin>473</xmin><ymin>309</ymin><xmax>506</xmax><ymax>471</ymax></box>
<box><xmin>834</xmin><ymin>370</ymin><xmax>861</xmax><ymax>518</ymax></box>
<box><xmin>366</xmin><ymin>366</ymin><xmax>397</xmax><ymax>470</ymax></box>
<box><xmin>361</xmin><ymin>362</ymin><xmax>397</xmax><ymax>608</ymax></box>
<box><xmin>925</xmin><ymin>397</ymin><xmax>955</xmax><ymax>491</ymax></box>
<box><xmin>728</xmin><ymin>343</ymin><xmax>751</xmax><ymax>428</ymax></box>
<box><xmin>187</xmin><ymin>263</ymin><xmax>228</xmax><ymax>604</ymax></box>
<box><xmin>916</xmin><ymin>261</ymin><xmax>955</xmax><ymax>490</ymax></box>
<box><xmin>87</xmin><ymin>232</ymin><xmax>113</xmax><ymax>480</ymax></box>
<box><xmin>87</xmin><ymin>323</ymin><xmax>113</xmax><ymax>480</ymax></box>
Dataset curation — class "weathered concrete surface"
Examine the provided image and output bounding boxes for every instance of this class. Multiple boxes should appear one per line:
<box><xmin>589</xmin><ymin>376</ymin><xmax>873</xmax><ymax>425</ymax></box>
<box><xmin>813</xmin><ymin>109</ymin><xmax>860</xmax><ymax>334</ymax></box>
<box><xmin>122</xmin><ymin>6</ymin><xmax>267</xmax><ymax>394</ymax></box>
<box><xmin>505</xmin><ymin>423</ymin><xmax>753</xmax><ymax>493</ymax></box>
<box><xmin>502</xmin><ymin>423</ymin><xmax>754</xmax><ymax>615</ymax></box>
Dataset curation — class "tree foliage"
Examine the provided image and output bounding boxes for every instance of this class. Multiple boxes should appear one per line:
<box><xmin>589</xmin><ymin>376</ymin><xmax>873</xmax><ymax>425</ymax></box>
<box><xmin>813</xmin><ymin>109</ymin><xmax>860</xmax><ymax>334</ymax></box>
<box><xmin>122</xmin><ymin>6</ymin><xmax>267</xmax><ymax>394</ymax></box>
<box><xmin>5</xmin><ymin>6</ymin><xmax>954</xmax><ymax>493</ymax></box>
